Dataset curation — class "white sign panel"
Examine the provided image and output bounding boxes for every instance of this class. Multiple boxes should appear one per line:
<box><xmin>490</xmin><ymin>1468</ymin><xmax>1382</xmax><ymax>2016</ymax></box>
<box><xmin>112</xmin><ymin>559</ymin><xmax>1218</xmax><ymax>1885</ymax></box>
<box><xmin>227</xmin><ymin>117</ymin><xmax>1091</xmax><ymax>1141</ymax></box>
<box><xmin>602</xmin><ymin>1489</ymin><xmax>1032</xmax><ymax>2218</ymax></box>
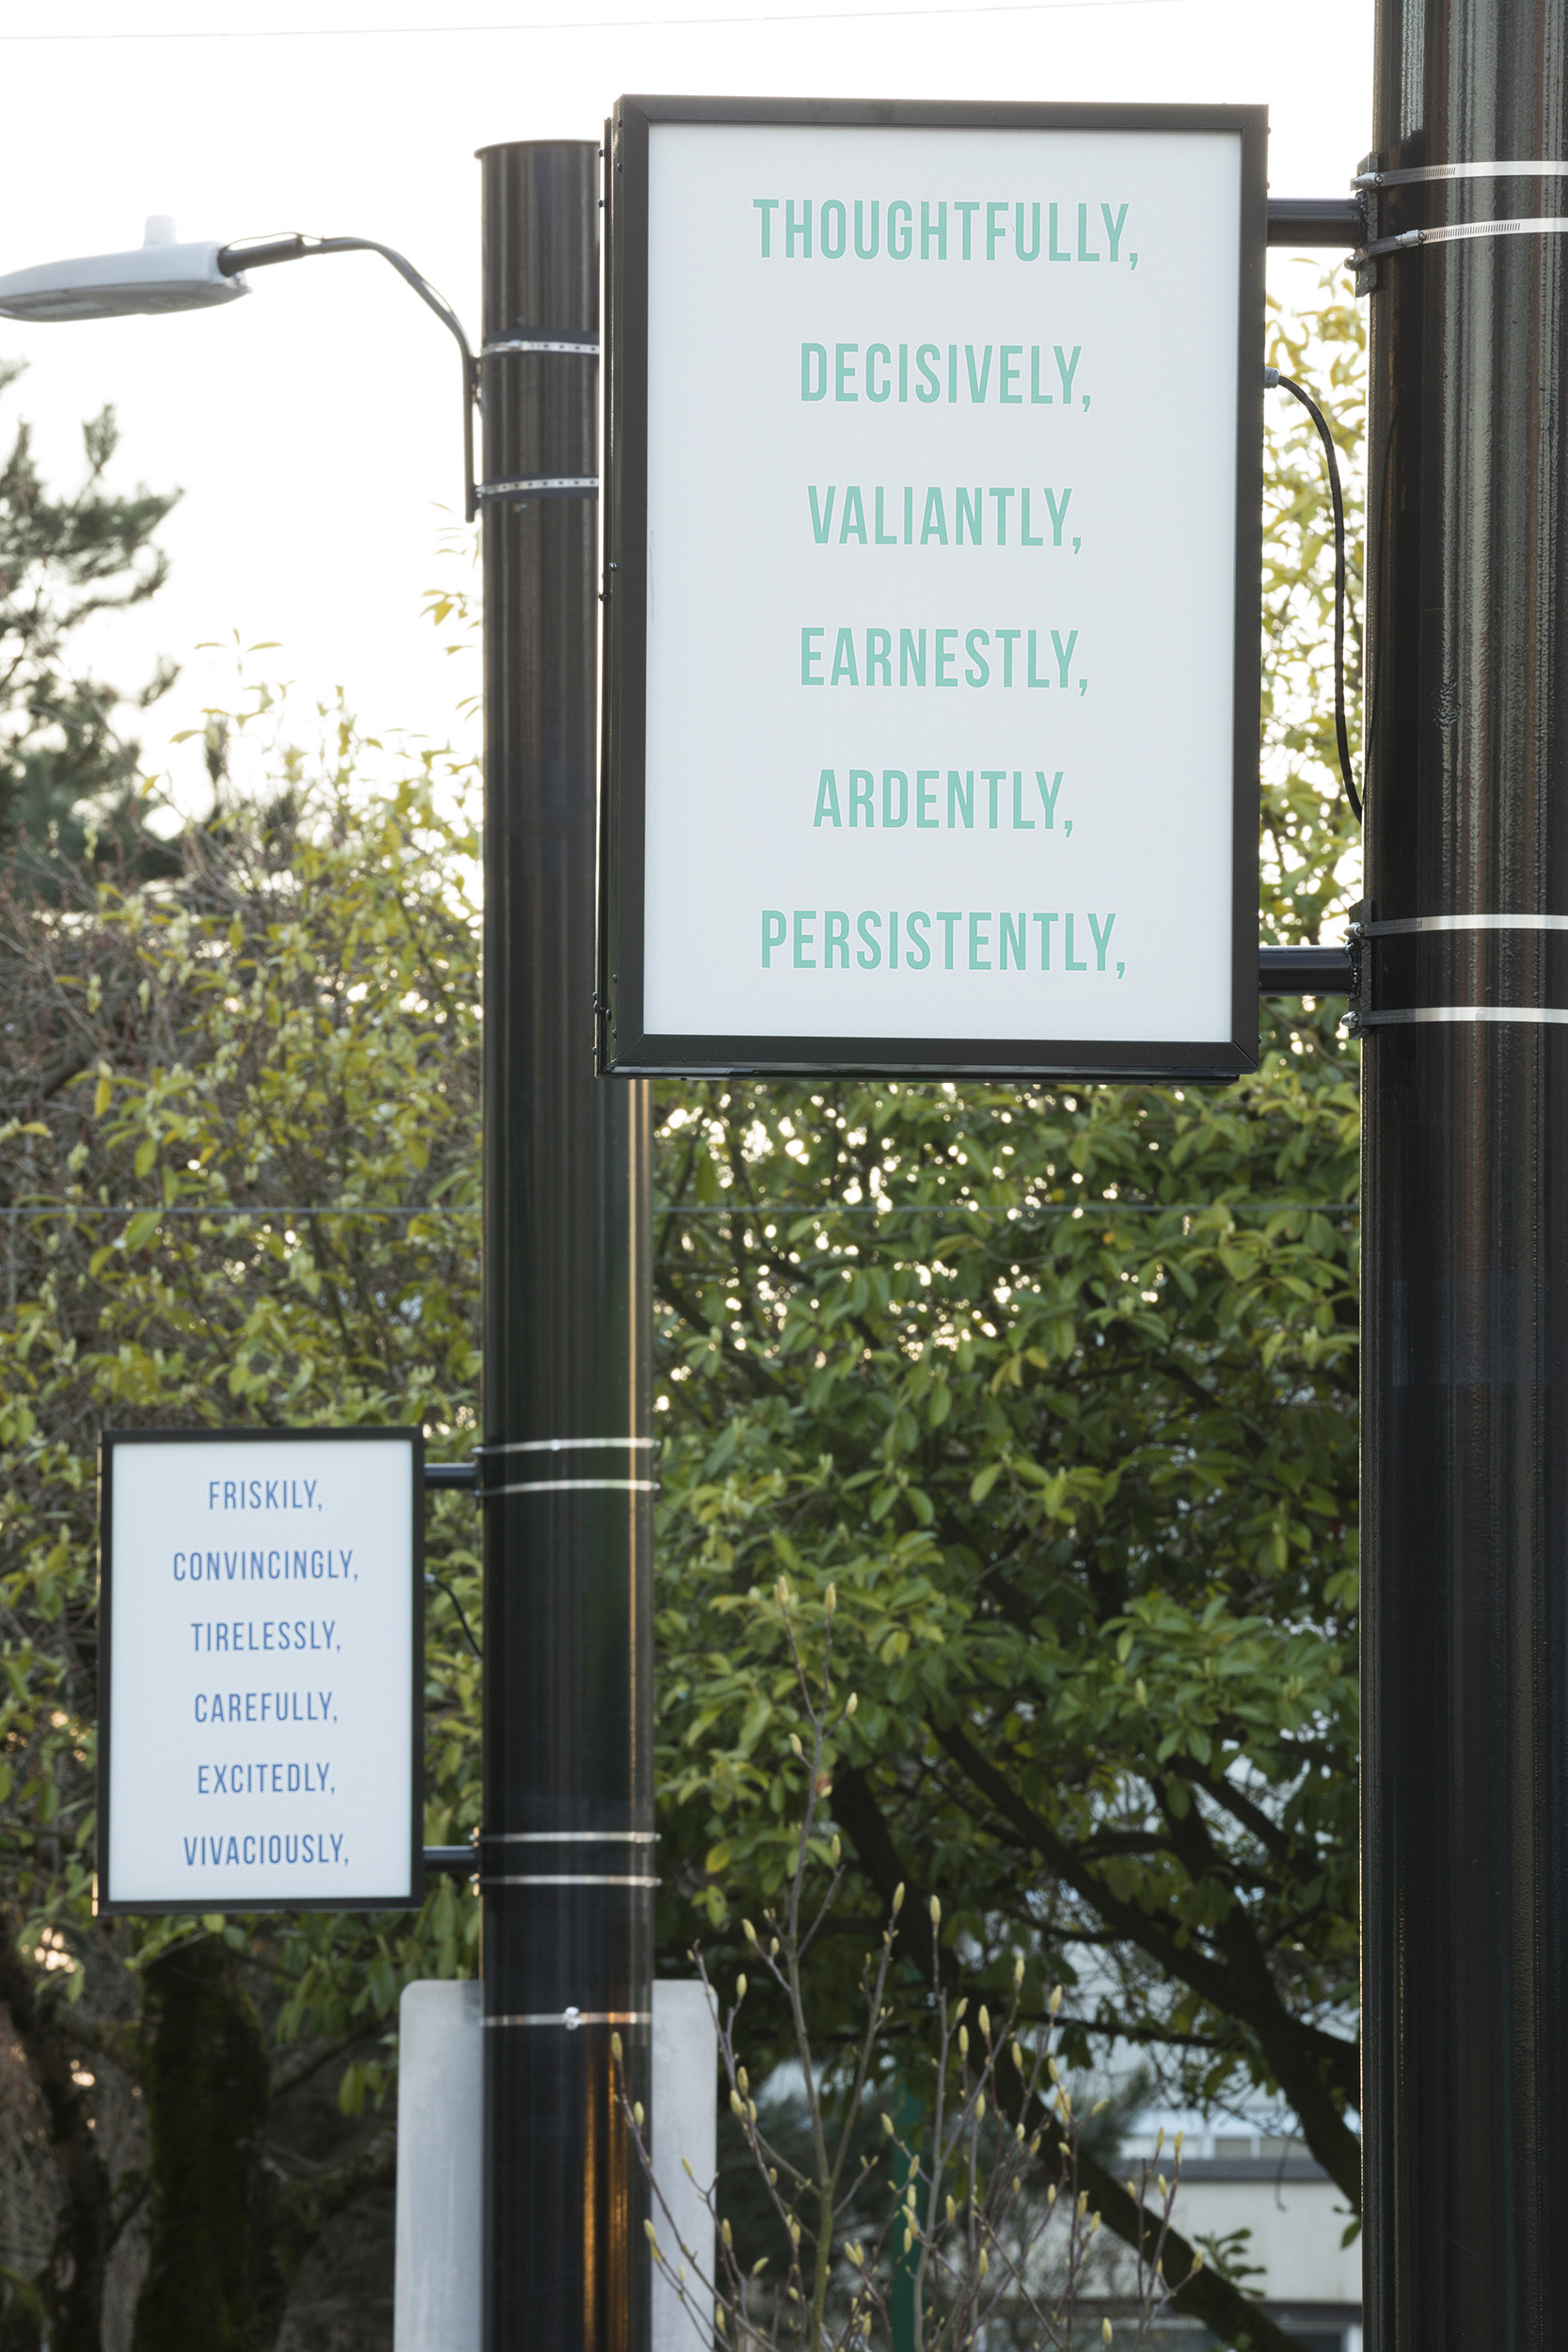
<box><xmin>98</xmin><ymin>1428</ymin><xmax>421</xmax><ymax>1914</ymax></box>
<box><xmin>601</xmin><ymin>99</ymin><xmax>1264</xmax><ymax>1079</ymax></box>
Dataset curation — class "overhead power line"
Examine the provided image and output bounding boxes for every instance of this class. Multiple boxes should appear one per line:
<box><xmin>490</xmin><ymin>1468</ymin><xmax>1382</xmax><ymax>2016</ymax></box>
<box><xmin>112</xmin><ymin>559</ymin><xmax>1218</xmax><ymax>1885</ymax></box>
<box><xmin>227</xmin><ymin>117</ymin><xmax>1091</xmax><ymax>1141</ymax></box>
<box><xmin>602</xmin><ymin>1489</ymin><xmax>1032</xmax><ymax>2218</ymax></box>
<box><xmin>0</xmin><ymin>0</ymin><xmax>1203</xmax><ymax>41</ymax></box>
<box><xmin>0</xmin><ymin>1198</ymin><xmax>1356</xmax><ymax>1218</ymax></box>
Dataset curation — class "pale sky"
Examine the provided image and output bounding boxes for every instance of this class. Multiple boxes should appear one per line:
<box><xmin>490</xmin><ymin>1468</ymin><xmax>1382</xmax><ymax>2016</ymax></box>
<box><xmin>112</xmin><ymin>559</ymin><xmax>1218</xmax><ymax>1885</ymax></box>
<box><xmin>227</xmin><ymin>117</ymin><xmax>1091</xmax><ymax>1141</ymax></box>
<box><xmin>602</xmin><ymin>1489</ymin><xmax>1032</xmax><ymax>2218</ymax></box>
<box><xmin>0</xmin><ymin>0</ymin><xmax>1373</xmax><ymax>812</ymax></box>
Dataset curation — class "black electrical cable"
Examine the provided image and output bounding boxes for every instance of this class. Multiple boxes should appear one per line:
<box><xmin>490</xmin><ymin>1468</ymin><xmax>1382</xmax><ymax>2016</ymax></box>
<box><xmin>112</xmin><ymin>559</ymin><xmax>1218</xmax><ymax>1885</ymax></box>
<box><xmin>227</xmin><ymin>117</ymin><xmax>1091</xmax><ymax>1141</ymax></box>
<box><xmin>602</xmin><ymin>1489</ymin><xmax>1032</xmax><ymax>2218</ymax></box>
<box><xmin>1266</xmin><ymin>366</ymin><xmax>1363</xmax><ymax>823</ymax></box>
<box><xmin>426</xmin><ymin>1572</ymin><xmax>482</xmax><ymax>1659</ymax></box>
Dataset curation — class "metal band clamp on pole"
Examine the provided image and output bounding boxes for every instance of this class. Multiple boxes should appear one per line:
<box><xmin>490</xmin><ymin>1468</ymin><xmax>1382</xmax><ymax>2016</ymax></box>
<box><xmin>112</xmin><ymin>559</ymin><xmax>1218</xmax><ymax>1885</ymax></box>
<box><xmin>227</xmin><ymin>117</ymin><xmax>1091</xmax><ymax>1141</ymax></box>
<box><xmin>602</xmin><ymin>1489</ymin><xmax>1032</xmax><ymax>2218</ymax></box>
<box><xmin>476</xmin><ymin>475</ymin><xmax>599</xmax><ymax>501</ymax></box>
<box><xmin>1358</xmin><ymin>213</ymin><xmax>1568</xmax><ymax>261</ymax></box>
<box><xmin>484</xmin><ymin>2010</ymin><xmax>653</xmax><ymax>2030</ymax></box>
<box><xmin>1356</xmin><ymin>912</ymin><xmax>1568</xmax><ymax>935</ymax></box>
<box><xmin>480</xmin><ymin>1476</ymin><xmax>659</xmax><ymax>1495</ymax></box>
<box><xmin>481</xmin><ymin>1830</ymin><xmax>658</xmax><ymax>1844</ymax></box>
<box><xmin>1354</xmin><ymin>158</ymin><xmax>1568</xmax><ymax>187</ymax></box>
<box><xmin>474</xmin><ymin>1433</ymin><xmax>657</xmax><ymax>1499</ymax></box>
<box><xmin>1357</xmin><ymin>1005</ymin><xmax>1568</xmax><ymax>1026</ymax></box>
<box><xmin>483</xmin><ymin>337</ymin><xmax>600</xmax><ymax>356</ymax></box>
<box><xmin>475</xmin><ymin>1436</ymin><xmax>656</xmax><ymax>1453</ymax></box>
<box><xmin>1353</xmin><ymin>160</ymin><xmax>1568</xmax><ymax>263</ymax></box>
<box><xmin>481</xmin><ymin>1873</ymin><xmax>660</xmax><ymax>1887</ymax></box>
<box><xmin>1354</xmin><ymin>913</ymin><xmax>1568</xmax><ymax>1028</ymax></box>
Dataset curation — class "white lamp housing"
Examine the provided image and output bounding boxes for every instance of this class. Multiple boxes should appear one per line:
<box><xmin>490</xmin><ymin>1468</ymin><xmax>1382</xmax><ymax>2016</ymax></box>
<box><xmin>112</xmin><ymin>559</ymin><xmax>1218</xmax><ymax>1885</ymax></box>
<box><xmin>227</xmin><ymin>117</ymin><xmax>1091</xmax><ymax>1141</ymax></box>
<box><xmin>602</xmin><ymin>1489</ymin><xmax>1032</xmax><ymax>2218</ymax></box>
<box><xmin>0</xmin><ymin>216</ymin><xmax>247</xmax><ymax>321</ymax></box>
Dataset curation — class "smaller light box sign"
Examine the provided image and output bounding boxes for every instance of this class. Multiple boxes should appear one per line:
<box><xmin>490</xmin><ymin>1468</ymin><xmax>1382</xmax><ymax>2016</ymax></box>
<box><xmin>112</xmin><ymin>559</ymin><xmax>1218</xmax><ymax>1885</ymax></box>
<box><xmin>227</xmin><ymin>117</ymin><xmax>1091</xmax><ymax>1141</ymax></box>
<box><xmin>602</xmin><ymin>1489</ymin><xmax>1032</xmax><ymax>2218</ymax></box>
<box><xmin>97</xmin><ymin>1428</ymin><xmax>423</xmax><ymax>1915</ymax></box>
<box><xmin>599</xmin><ymin>97</ymin><xmax>1267</xmax><ymax>1080</ymax></box>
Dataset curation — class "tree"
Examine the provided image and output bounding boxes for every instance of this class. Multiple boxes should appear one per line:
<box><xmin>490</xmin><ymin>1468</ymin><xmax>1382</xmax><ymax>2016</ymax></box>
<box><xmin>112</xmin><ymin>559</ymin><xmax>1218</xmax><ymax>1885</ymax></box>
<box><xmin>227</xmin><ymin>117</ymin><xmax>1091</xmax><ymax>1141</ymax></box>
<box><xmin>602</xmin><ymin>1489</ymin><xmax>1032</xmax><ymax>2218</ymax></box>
<box><xmin>0</xmin><ymin>709</ymin><xmax>483</xmax><ymax>2352</ymax></box>
<box><xmin>642</xmin><ymin>287</ymin><xmax>1365</xmax><ymax>2346</ymax></box>
<box><xmin>0</xmin><ymin>284</ymin><xmax>1364</xmax><ymax>2352</ymax></box>
<box><xmin>0</xmin><ymin>358</ymin><xmax>181</xmax><ymax>882</ymax></box>
<box><xmin>624</xmin><ymin>1602</ymin><xmax>1204</xmax><ymax>2352</ymax></box>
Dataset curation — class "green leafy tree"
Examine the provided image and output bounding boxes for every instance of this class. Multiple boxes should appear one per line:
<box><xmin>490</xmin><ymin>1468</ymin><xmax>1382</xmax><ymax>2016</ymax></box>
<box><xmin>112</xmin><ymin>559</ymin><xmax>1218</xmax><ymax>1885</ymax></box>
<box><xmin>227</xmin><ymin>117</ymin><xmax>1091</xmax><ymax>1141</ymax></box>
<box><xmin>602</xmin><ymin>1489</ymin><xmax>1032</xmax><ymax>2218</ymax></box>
<box><xmin>0</xmin><ymin>708</ymin><xmax>483</xmax><ymax>2352</ymax></box>
<box><xmin>0</xmin><ymin>359</ymin><xmax>182</xmax><ymax>882</ymax></box>
<box><xmin>642</xmin><ymin>288</ymin><xmax>1365</xmax><ymax>2352</ymax></box>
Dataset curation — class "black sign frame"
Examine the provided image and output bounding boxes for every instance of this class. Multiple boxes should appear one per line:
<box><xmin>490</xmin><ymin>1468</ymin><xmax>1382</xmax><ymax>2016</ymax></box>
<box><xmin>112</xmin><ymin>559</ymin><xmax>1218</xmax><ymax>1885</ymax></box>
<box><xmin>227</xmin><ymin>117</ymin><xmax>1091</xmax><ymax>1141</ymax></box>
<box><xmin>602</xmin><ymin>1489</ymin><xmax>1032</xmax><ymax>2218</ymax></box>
<box><xmin>599</xmin><ymin>92</ymin><xmax>1267</xmax><ymax>1081</ymax></box>
<box><xmin>96</xmin><ymin>1424</ymin><xmax>424</xmax><ymax>1917</ymax></box>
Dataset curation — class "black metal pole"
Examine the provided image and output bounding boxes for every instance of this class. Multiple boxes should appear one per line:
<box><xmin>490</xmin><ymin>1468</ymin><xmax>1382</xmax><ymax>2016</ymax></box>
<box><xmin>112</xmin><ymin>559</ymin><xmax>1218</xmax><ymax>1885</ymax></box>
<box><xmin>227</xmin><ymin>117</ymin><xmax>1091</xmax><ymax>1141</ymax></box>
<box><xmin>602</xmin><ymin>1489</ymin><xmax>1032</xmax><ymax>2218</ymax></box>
<box><xmin>479</xmin><ymin>139</ymin><xmax>653</xmax><ymax>2352</ymax></box>
<box><xmin>1362</xmin><ymin>6</ymin><xmax>1568</xmax><ymax>2344</ymax></box>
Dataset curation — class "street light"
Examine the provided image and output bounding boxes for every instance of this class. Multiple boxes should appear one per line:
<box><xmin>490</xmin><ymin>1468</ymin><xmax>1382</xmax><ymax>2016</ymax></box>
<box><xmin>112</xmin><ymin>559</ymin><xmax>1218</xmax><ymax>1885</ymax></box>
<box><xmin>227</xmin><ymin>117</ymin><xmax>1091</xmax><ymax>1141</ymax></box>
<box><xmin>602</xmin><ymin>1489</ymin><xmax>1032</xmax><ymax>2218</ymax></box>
<box><xmin>0</xmin><ymin>216</ymin><xmax>479</xmax><ymax>518</ymax></box>
<box><xmin>0</xmin><ymin>215</ymin><xmax>245</xmax><ymax>318</ymax></box>
<box><xmin>1</xmin><ymin>159</ymin><xmax>652</xmax><ymax>2352</ymax></box>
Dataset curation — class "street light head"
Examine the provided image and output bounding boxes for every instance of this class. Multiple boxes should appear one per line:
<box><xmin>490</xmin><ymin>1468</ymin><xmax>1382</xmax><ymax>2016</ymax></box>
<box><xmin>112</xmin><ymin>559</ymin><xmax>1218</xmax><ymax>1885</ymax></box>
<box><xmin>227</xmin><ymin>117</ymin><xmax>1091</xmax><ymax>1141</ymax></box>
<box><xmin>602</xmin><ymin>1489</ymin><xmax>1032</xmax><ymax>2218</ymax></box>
<box><xmin>0</xmin><ymin>216</ymin><xmax>476</xmax><ymax>512</ymax></box>
<box><xmin>0</xmin><ymin>217</ymin><xmax>247</xmax><ymax>321</ymax></box>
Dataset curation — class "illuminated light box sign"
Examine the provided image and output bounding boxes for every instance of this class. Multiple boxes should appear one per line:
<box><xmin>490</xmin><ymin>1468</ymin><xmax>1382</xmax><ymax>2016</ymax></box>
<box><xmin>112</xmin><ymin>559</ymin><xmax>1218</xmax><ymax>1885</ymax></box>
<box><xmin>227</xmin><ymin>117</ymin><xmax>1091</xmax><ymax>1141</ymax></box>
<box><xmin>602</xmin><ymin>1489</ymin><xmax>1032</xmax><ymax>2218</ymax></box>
<box><xmin>599</xmin><ymin>97</ymin><xmax>1266</xmax><ymax>1079</ymax></box>
<box><xmin>97</xmin><ymin>1427</ymin><xmax>422</xmax><ymax>1915</ymax></box>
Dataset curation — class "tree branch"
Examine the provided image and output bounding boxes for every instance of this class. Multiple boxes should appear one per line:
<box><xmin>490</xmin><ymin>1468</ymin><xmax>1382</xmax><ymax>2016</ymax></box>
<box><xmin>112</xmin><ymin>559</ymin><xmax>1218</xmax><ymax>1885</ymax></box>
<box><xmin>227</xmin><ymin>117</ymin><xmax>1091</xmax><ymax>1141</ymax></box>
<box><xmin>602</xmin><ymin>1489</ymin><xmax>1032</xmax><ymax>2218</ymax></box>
<box><xmin>934</xmin><ymin>1723</ymin><xmax>1358</xmax><ymax>2122</ymax></box>
<box><xmin>830</xmin><ymin>1769</ymin><xmax>1316</xmax><ymax>2352</ymax></box>
<box><xmin>0</xmin><ymin>1924</ymin><xmax>114</xmax><ymax>2352</ymax></box>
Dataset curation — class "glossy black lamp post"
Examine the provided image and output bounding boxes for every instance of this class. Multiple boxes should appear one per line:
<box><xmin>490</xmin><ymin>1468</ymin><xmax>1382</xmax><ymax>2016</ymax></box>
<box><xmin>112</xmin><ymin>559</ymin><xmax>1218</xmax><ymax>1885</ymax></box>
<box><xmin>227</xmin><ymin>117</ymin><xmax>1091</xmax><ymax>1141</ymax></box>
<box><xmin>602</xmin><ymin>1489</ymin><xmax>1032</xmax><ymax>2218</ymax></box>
<box><xmin>1357</xmin><ymin>0</ymin><xmax>1568</xmax><ymax>2343</ymax></box>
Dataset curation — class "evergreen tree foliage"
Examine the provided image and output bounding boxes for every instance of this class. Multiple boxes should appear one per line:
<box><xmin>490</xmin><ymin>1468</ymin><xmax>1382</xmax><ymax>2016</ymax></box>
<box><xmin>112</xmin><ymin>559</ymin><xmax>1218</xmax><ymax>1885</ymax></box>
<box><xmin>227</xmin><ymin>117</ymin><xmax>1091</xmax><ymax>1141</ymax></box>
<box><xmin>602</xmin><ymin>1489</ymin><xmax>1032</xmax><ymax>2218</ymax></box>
<box><xmin>0</xmin><ymin>358</ymin><xmax>181</xmax><ymax>883</ymax></box>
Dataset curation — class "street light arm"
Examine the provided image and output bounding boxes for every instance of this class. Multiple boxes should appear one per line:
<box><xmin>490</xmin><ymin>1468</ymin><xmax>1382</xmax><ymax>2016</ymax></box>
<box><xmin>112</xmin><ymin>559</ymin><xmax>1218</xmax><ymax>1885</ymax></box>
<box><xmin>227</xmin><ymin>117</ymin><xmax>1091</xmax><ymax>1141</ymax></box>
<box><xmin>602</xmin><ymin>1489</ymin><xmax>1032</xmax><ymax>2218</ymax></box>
<box><xmin>217</xmin><ymin>232</ymin><xmax>478</xmax><ymax>520</ymax></box>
